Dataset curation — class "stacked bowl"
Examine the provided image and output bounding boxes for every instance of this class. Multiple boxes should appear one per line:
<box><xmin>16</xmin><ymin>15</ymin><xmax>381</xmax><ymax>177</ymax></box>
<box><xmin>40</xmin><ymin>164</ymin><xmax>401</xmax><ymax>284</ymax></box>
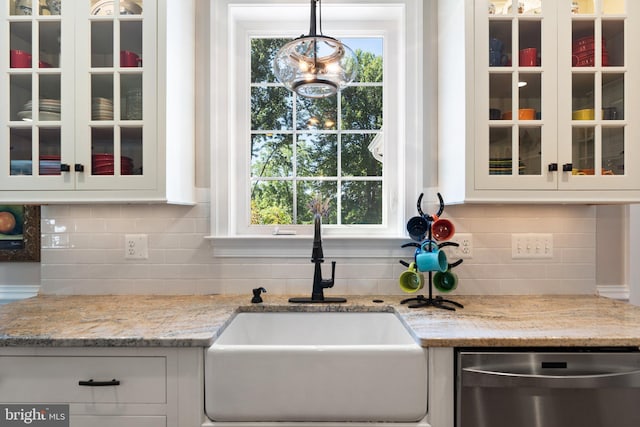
<box><xmin>92</xmin><ymin>153</ymin><xmax>134</xmax><ymax>175</ymax></box>
<box><xmin>572</xmin><ymin>36</ymin><xmax>609</xmax><ymax>67</ymax></box>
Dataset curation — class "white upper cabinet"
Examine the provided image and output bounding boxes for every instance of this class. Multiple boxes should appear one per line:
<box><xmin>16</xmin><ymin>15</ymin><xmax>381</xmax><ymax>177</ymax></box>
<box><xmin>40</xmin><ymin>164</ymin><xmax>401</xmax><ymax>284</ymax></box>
<box><xmin>438</xmin><ymin>0</ymin><xmax>640</xmax><ymax>203</ymax></box>
<box><xmin>0</xmin><ymin>0</ymin><xmax>195</xmax><ymax>204</ymax></box>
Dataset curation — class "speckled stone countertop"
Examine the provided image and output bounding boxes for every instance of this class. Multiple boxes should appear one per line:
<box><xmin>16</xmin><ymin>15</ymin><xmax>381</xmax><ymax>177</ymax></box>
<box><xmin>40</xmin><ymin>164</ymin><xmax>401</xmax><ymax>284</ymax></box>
<box><xmin>0</xmin><ymin>294</ymin><xmax>639</xmax><ymax>348</ymax></box>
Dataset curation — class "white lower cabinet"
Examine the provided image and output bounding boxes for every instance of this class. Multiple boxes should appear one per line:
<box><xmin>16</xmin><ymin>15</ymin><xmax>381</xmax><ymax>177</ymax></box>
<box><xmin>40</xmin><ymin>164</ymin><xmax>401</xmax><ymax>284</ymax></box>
<box><xmin>0</xmin><ymin>347</ymin><xmax>204</xmax><ymax>427</ymax></box>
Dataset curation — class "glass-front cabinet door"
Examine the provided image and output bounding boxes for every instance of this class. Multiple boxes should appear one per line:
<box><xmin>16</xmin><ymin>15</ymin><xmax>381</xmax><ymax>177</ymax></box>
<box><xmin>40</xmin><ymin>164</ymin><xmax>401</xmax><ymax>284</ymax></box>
<box><xmin>1</xmin><ymin>0</ymin><xmax>156</xmax><ymax>192</ymax></box>
<box><xmin>476</xmin><ymin>0</ymin><xmax>558</xmax><ymax>190</ymax></box>
<box><xmin>475</xmin><ymin>0</ymin><xmax>639</xmax><ymax>192</ymax></box>
<box><xmin>557</xmin><ymin>0</ymin><xmax>639</xmax><ymax>190</ymax></box>
<box><xmin>76</xmin><ymin>0</ymin><xmax>156</xmax><ymax>190</ymax></box>
<box><xmin>2</xmin><ymin>0</ymin><xmax>72</xmax><ymax>190</ymax></box>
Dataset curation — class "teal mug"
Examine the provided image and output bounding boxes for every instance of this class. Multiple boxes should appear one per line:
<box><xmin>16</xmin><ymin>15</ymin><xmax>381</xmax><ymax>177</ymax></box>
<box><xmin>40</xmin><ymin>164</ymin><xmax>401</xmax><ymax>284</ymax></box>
<box><xmin>415</xmin><ymin>241</ymin><xmax>448</xmax><ymax>272</ymax></box>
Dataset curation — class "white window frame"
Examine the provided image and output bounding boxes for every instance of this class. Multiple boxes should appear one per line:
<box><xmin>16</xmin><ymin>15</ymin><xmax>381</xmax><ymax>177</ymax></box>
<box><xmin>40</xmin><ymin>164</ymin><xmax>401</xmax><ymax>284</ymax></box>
<box><xmin>209</xmin><ymin>0</ymin><xmax>423</xmax><ymax>257</ymax></box>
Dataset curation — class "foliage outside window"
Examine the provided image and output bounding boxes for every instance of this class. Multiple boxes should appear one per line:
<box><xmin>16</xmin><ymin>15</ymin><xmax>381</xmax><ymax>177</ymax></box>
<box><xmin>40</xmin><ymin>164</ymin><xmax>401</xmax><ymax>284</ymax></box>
<box><xmin>250</xmin><ymin>38</ymin><xmax>384</xmax><ymax>226</ymax></box>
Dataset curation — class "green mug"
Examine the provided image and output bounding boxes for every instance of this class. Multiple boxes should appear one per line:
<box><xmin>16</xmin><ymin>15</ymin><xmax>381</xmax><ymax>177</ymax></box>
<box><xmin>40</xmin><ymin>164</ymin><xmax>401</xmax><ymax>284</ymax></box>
<box><xmin>399</xmin><ymin>262</ymin><xmax>424</xmax><ymax>293</ymax></box>
<box><xmin>433</xmin><ymin>269</ymin><xmax>458</xmax><ymax>292</ymax></box>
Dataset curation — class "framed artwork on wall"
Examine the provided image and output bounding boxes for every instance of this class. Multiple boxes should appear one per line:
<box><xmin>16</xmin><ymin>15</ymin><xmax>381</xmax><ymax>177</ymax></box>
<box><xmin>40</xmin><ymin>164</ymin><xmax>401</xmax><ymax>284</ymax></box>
<box><xmin>0</xmin><ymin>205</ymin><xmax>40</xmax><ymax>262</ymax></box>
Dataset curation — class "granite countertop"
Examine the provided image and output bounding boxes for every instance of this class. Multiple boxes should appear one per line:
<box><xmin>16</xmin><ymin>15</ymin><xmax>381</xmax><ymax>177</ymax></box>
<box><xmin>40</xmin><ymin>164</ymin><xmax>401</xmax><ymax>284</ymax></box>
<box><xmin>0</xmin><ymin>294</ymin><xmax>639</xmax><ymax>348</ymax></box>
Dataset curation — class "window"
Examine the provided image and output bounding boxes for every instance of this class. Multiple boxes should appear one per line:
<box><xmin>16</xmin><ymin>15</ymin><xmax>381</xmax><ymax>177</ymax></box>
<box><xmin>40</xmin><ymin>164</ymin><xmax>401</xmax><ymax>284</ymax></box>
<box><xmin>250</xmin><ymin>37</ymin><xmax>384</xmax><ymax>227</ymax></box>
<box><xmin>210</xmin><ymin>1</ymin><xmax>424</xmax><ymax>255</ymax></box>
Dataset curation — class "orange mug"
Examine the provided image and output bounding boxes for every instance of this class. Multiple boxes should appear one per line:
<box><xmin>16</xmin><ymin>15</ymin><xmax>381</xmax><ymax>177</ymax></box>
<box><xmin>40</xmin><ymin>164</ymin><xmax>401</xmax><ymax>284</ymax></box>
<box><xmin>432</xmin><ymin>218</ymin><xmax>455</xmax><ymax>241</ymax></box>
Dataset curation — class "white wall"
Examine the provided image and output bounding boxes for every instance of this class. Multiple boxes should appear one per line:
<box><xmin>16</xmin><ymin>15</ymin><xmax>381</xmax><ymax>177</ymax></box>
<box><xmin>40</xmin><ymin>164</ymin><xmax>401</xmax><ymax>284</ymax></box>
<box><xmin>630</xmin><ymin>205</ymin><xmax>640</xmax><ymax>305</ymax></box>
<box><xmin>39</xmin><ymin>199</ymin><xmax>598</xmax><ymax>296</ymax></box>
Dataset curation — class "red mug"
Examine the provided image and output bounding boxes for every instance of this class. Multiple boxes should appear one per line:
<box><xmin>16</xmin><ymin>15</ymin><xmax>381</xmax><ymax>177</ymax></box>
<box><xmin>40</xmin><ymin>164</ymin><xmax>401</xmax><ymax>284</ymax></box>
<box><xmin>519</xmin><ymin>47</ymin><xmax>538</xmax><ymax>67</ymax></box>
<box><xmin>432</xmin><ymin>218</ymin><xmax>455</xmax><ymax>241</ymax></box>
<box><xmin>120</xmin><ymin>50</ymin><xmax>142</xmax><ymax>67</ymax></box>
<box><xmin>10</xmin><ymin>50</ymin><xmax>32</xmax><ymax>68</ymax></box>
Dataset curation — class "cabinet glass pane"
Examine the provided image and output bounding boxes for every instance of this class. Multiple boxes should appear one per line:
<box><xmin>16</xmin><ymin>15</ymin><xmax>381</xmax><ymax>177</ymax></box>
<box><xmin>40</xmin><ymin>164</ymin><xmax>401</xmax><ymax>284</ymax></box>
<box><xmin>120</xmin><ymin>0</ymin><xmax>142</xmax><ymax>15</ymax></box>
<box><xmin>602</xmin><ymin>127</ymin><xmax>624</xmax><ymax>175</ymax></box>
<box><xmin>120</xmin><ymin>21</ymin><xmax>143</xmax><ymax>67</ymax></box>
<box><xmin>519</xmin><ymin>20</ymin><xmax>541</xmax><ymax>67</ymax></box>
<box><xmin>602</xmin><ymin>0</ymin><xmax>624</xmax><ymax>14</ymax></box>
<box><xmin>572</xmin><ymin>126</ymin><xmax>595</xmax><ymax>174</ymax></box>
<box><xmin>89</xmin><ymin>0</ymin><xmax>142</xmax><ymax>15</ymax></box>
<box><xmin>39</xmin><ymin>74</ymin><xmax>61</xmax><ymax>121</ymax></box>
<box><xmin>572</xmin><ymin>21</ymin><xmax>595</xmax><ymax>67</ymax></box>
<box><xmin>572</xmin><ymin>73</ymin><xmax>595</xmax><ymax>117</ymax></box>
<box><xmin>42</xmin><ymin>0</ymin><xmax>61</xmax><ymax>15</ymax></box>
<box><xmin>572</xmin><ymin>0</ymin><xmax>595</xmax><ymax>14</ymax></box>
<box><xmin>489</xmin><ymin>1</ymin><xmax>541</xmax><ymax>15</ymax></box>
<box><xmin>490</xmin><ymin>73</ymin><xmax>512</xmax><ymax>119</ymax></box>
<box><xmin>602</xmin><ymin>73</ymin><xmax>623</xmax><ymax>120</ymax></box>
<box><xmin>91</xmin><ymin>74</ymin><xmax>114</xmax><ymax>120</ymax></box>
<box><xmin>121</xmin><ymin>127</ymin><xmax>142</xmax><ymax>175</ymax></box>
<box><xmin>10</xmin><ymin>75</ymin><xmax>32</xmax><ymax>122</ymax></box>
<box><xmin>519</xmin><ymin>127</ymin><xmax>541</xmax><ymax>175</ymax></box>
<box><xmin>39</xmin><ymin>127</ymin><xmax>61</xmax><ymax>175</ymax></box>
<box><xmin>91</xmin><ymin>21</ymin><xmax>113</xmax><ymax>68</ymax></box>
<box><xmin>602</xmin><ymin>20</ymin><xmax>624</xmax><ymax>67</ymax></box>
<box><xmin>121</xmin><ymin>75</ymin><xmax>142</xmax><ymax>120</ymax></box>
<box><xmin>11</xmin><ymin>0</ymin><xmax>33</xmax><ymax>15</ymax></box>
<box><xmin>91</xmin><ymin>128</ymin><xmax>114</xmax><ymax>175</ymax></box>
<box><xmin>39</xmin><ymin>22</ymin><xmax>60</xmax><ymax>68</ymax></box>
<box><xmin>489</xmin><ymin>21</ymin><xmax>511</xmax><ymax>67</ymax></box>
<box><xmin>9</xmin><ymin>128</ymin><xmax>32</xmax><ymax>175</ymax></box>
<box><xmin>489</xmin><ymin>127</ymin><xmax>513</xmax><ymax>175</ymax></box>
<box><xmin>519</xmin><ymin>73</ymin><xmax>541</xmax><ymax>119</ymax></box>
<box><xmin>10</xmin><ymin>22</ymin><xmax>32</xmax><ymax>69</ymax></box>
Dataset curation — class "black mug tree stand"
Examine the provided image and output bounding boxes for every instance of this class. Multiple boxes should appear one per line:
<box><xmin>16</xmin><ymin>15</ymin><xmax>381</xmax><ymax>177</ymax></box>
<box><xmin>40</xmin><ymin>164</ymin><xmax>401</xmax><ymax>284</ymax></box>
<box><xmin>400</xmin><ymin>193</ymin><xmax>464</xmax><ymax>311</ymax></box>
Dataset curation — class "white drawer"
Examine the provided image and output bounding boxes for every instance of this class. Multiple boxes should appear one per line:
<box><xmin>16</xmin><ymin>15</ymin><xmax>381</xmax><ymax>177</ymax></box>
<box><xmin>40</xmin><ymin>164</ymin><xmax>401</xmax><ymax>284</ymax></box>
<box><xmin>0</xmin><ymin>356</ymin><xmax>166</xmax><ymax>404</ymax></box>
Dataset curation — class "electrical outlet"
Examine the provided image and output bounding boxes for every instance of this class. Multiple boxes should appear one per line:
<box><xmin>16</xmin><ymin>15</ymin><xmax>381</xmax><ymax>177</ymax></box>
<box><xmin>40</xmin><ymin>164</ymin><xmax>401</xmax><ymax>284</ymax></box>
<box><xmin>512</xmin><ymin>233</ymin><xmax>553</xmax><ymax>259</ymax></box>
<box><xmin>449</xmin><ymin>233</ymin><xmax>472</xmax><ymax>259</ymax></box>
<box><xmin>125</xmin><ymin>234</ymin><xmax>148</xmax><ymax>259</ymax></box>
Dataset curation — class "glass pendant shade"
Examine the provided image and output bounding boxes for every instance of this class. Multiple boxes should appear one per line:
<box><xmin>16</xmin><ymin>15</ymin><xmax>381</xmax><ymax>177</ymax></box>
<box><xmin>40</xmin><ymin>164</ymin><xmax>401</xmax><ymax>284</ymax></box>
<box><xmin>273</xmin><ymin>1</ymin><xmax>358</xmax><ymax>98</ymax></box>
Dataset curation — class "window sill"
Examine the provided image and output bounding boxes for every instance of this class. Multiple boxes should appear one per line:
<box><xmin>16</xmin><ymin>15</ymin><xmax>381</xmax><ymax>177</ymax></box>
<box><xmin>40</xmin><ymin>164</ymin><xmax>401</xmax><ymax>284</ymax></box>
<box><xmin>205</xmin><ymin>235</ymin><xmax>411</xmax><ymax>258</ymax></box>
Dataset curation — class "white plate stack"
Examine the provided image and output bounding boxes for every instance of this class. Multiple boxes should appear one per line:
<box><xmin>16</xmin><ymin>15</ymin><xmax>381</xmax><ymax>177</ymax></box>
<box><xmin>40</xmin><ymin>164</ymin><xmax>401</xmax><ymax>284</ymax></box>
<box><xmin>92</xmin><ymin>97</ymin><xmax>114</xmax><ymax>120</ymax></box>
<box><xmin>17</xmin><ymin>99</ymin><xmax>61</xmax><ymax>121</ymax></box>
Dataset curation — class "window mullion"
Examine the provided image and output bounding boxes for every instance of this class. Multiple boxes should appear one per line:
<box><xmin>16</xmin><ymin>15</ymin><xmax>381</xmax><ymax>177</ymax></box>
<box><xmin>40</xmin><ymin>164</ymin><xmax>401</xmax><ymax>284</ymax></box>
<box><xmin>292</xmin><ymin>92</ymin><xmax>298</xmax><ymax>224</ymax></box>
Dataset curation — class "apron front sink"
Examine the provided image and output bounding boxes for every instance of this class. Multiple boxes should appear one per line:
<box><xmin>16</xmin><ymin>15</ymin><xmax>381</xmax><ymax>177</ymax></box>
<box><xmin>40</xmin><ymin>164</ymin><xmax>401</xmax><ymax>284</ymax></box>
<box><xmin>205</xmin><ymin>311</ymin><xmax>428</xmax><ymax>422</ymax></box>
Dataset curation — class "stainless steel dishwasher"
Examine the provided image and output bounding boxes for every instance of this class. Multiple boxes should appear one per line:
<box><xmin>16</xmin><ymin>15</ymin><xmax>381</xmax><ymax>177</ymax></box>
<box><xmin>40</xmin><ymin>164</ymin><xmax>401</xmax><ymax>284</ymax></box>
<box><xmin>457</xmin><ymin>349</ymin><xmax>640</xmax><ymax>427</ymax></box>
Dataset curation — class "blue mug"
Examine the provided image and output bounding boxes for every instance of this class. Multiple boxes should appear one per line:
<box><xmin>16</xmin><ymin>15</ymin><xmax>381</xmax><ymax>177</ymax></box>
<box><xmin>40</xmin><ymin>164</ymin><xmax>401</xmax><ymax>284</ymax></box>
<box><xmin>415</xmin><ymin>241</ymin><xmax>448</xmax><ymax>272</ymax></box>
<box><xmin>489</xmin><ymin>38</ymin><xmax>508</xmax><ymax>66</ymax></box>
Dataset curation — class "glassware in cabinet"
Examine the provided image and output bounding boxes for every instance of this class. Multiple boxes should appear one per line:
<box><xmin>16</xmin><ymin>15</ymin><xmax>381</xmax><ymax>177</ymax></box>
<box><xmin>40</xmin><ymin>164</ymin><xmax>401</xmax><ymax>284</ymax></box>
<box><xmin>487</xmin><ymin>3</ymin><xmax>544</xmax><ymax>179</ymax></box>
<box><xmin>569</xmin><ymin>0</ymin><xmax>626</xmax><ymax>178</ymax></box>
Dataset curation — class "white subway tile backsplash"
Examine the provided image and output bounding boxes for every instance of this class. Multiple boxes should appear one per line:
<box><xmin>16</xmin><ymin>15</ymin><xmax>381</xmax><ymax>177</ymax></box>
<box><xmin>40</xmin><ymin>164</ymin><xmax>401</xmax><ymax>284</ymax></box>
<box><xmin>40</xmin><ymin>201</ymin><xmax>598</xmax><ymax>296</ymax></box>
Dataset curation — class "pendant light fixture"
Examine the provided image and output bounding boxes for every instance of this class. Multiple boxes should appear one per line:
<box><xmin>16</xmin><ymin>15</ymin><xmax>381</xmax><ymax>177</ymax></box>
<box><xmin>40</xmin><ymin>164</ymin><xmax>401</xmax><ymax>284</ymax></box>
<box><xmin>273</xmin><ymin>0</ymin><xmax>358</xmax><ymax>99</ymax></box>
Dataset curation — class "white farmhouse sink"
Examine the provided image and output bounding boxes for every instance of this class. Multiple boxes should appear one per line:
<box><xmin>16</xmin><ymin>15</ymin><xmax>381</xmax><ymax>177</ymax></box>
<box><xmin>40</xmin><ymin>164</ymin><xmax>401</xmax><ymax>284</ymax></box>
<box><xmin>205</xmin><ymin>311</ymin><xmax>428</xmax><ymax>422</ymax></box>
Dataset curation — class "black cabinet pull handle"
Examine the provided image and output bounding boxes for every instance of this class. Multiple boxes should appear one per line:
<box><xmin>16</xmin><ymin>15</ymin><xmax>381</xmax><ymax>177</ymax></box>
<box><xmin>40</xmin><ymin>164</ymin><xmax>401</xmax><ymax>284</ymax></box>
<box><xmin>78</xmin><ymin>379</ymin><xmax>120</xmax><ymax>387</ymax></box>
<box><xmin>60</xmin><ymin>163</ymin><xmax>71</xmax><ymax>172</ymax></box>
<box><xmin>548</xmin><ymin>163</ymin><xmax>558</xmax><ymax>172</ymax></box>
<box><xmin>562</xmin><ymin>163</ymin><xmax>573</xmax><ymax>172</ymax></box>
<box><xmin>74</xmin><ymin>164</ymin><xmax>85</xmax><ymax>172</ymax></box>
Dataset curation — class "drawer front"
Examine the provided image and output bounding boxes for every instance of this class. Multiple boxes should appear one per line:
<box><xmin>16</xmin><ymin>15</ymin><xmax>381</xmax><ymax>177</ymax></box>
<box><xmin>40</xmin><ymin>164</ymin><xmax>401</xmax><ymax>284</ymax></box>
<box><xmin>0</xmin><ymin>356</ymin><xmax>166</xmax><ymax>404</ymax></box>
<box><xmin>71</xmin><ymin>416</ymin><xmax>166</xmax><ymax>427</ymax></box>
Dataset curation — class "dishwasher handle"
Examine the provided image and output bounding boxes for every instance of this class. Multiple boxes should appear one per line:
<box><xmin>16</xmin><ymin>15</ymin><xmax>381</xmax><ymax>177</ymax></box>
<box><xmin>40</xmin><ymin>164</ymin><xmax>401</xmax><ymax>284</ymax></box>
<box><xmin>462</xmin><ymin>366</ymin><xmax>640</xmax><ymax>389</ymax></box>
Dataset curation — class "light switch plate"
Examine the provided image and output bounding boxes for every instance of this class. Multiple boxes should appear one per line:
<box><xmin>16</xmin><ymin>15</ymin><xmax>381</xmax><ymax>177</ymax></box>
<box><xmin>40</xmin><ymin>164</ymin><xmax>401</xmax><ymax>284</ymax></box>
<box><xmin>512</xmin><ymin>233</ymin><xmax>553</xmax><ymax>259</ymax></box>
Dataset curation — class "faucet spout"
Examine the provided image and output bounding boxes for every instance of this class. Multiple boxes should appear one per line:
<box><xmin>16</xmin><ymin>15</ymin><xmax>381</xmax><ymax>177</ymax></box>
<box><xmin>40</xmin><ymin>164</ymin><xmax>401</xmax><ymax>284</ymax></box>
<box><xmin>288</xmin><ymin>213</ymin><xmax>346</xmax><ymax>303</ymax></box>
<box><xmin>311</xmin><ymin>213</ymin><xmax>324</xmax><ymax>261</ymax></box>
